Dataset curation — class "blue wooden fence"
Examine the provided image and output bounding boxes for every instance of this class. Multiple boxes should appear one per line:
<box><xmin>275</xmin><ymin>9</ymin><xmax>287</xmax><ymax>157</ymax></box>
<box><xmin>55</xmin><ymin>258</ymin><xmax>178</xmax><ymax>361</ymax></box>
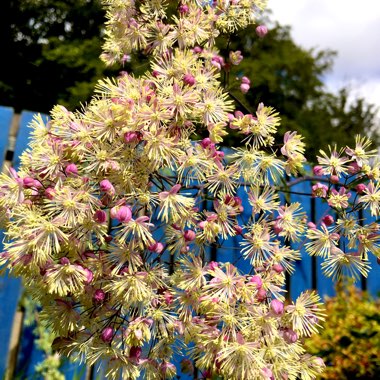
<box><xmin>0</xmin><ymin>106</ymin><xmax>379</xmax><ymax>379</ymax></box>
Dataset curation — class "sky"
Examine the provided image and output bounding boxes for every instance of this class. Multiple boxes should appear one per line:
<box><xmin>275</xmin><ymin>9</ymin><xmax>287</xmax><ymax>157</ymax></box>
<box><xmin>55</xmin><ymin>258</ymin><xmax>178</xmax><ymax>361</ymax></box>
<box><xmin>268</xmin><ymin>0</ymin><xmax>380</xmax><ymax>112</ymax></box>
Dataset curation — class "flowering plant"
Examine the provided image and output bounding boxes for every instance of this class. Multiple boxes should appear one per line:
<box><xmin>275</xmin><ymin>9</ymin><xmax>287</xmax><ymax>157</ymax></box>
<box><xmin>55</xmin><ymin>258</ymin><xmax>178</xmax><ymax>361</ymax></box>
<box><xmin>305</xmin><ymin>280</ymin><xmax>380</xmax><ymax>379</ymax></box>
<box><xmin>0</xmin><ymin>1</ymin><xmax>379</xmax><ymax>379</ymax></box>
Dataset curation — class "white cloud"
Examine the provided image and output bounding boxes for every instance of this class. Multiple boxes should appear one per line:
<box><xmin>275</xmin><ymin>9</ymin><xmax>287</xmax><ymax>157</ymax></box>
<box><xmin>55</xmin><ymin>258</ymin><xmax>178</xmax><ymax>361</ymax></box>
<box><xmin>268</xmin><ymin>0</ymin><xmax>380</xmax><ymax>109</ymax></box>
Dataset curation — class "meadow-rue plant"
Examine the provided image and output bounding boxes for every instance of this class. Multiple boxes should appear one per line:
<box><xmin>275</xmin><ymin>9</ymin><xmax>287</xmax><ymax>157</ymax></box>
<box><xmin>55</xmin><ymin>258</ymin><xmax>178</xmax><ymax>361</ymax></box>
<box><xmin>0</xmin><ymin>1</ymin><xmax>379</xmax><ymax>379</ymax></box>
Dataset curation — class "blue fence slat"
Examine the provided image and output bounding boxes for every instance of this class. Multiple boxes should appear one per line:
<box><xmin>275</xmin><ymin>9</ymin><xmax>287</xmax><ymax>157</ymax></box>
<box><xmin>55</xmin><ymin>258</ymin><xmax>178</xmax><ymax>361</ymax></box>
<box><xmin>289</xmin><ymin>179</ymin><xmax>313</xmax><ymax>299</ymax></box>
<box><xmin>0</xmin><ymin>106</ymin><xmax>14</xmax><ymax>163</ymax></box>
<box><xmin>0</xmin><ymin>106</ymin><xmax>18</xmax><ymax>378</ymax></box>
<box><xmin>363</xmin><ymin>210</ymin><xmax>380</xmax><ymax>297</ymax></box>
<box><xmin>13</xmin><ymin>111</ymin><xmax>40</xmax><ymax>169</ymax></box>
<box><xmin>313</xmin><ymin>197</ymin><xmax>335</xmax><ymax>298</ymax></box>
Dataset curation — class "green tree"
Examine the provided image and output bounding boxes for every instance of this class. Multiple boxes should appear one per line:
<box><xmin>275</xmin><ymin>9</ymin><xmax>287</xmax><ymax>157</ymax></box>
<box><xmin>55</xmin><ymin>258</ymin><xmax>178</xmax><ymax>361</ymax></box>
<box><xmin>225</xmin><ymin>21</ymin><xmax>379</xmax><ymax>158</ymax></box>
<box><xmin>0</xmin><ymin>0</ymin><xmax>115</xmax><ymax>113</ymax></box>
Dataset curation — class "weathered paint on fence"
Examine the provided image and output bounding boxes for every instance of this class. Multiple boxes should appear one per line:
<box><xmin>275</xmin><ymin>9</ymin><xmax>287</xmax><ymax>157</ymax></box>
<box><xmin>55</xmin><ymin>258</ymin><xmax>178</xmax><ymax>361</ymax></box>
<box><xmin>0</xmin><ymin>106</ymin><xmax>379</xmax><ymax>379</ymax></box>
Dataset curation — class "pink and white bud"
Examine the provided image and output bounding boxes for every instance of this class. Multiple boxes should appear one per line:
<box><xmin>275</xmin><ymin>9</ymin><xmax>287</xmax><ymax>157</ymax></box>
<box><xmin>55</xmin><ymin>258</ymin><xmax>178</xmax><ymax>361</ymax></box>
<box><xmin>93</xmin><ymin>289</ymin><xmax>105</xmax><ymax>303</ymax></box>
<box><xmin>124</xmin><ymin>131</ymin><xmax>140</xmax><ymax>143</ymax></box>
<box><xmin>60</xmin><ymin>257</ymin><xmax>70</xmax><ymax>265</ymax></box>
<box><xmin>313</xmin><ymin>165</ymin><xmax>324</xmax><ymax>176</ymax></box>
<box><xmin>101</xmin><ymin>327</ymin><xmax>113</xmax><ymax>343</ymax></box>
<box><xmin>307</xmin><ymin>222</ymin><xmax>317</xmax><ymax>230</ymax></box>
<box><xmin>183</xmin><ymin>73</ymin><xmax>196</xmax><ymax>86</ymax></box>
<box><xmin>94</xmin><ymin>210</ymin><xmax>107</xmax><ymax>224</ymax></box>
<box><xmin>129</xmin><ymin>346</ymin><xmax>142</xmax><ymax>362</ymax></box>
<box><xmin>23</xmin><ymin>177</ymin><xmax>35</xmax><ymax>188</ymax></box>
<box><xmin>348</xmin><ymin>161</ymin><xmax>361</xmax><ymax>174</ymax></box>
<box><xmin>330</xmin><ymin>175</ymin><xmax>339</xmax><ymax>184</ymax></box>
<box><xmin>241</xmin><ymin>76</ymin><xmax>251</xmax><ymax>85</ymax></box>
<box><xmin>322</xmin><ymin>215</ymin><xmax>334</xmax><ymax>226</ymax></box>
<box><xmin>282</xmin><ymin>328</ymin><xmax>298</xmax><ymax>343</ymax></box>
<box><xmin>240</xmin><ymin>83</ymin><xmax>250</xmax><ymax>94</ymax></box>
<box><xmin>356</xmin><ymin>183</ymin><xmax>367</xmax><ymax>194</ymax></box>
<box><xmin>184</xmin><ymin>230</ymin><xmax>196</xmax><ymax>242</ymax></box>
<box><xmin>201</xmin><ymin>137</ymin><xmax>212</xmax><ymax>149</ymax></box>
<box><xmin>110</xmin><ymin>205</ymin><xmax>132</xmax><ymax>223</ymax></box>
<box><xmin>45</xmin><ymin>187</ymin><xmax>56</xmax><ymax>199</ymax></box>
<box><xmin>256</xmin><ymin>25</ymin><xmax>268</xmax><ymax>38</ymax></box>
<box><xmin>257</xmin><ymin>287</ymin><xmax>267</xmax><ymax>302</ymax></box>
<box><xmin>272</xmin><ymin>263</ymin><xmax>284</xmax><ymax>273</ymax></box>
<box><xmin>250</xmin><ymin>275</ymin><xmax>263</xmax><ymax>288</ymax></box>
<box><xmin>83</xmin><ymin>268</ymin><xmax>93</xmax><ymax>284</ymax></box>
<box><xmin>271</xmin><ymin>299</ymin><xmax>284</xmax><ymax>315</ymax></box>
<box><xmin>178</xmin><ymin>4</ymin><xmax>189</xmax><ymax>14</ymax></box>
<box><xmin>65</xmin><ymin>163</ymin><xmax>78</xmax><ymax>176</ymax></box>
<box><xmin>148</xmin><ymin>241</ymin><xmax>164</xmax><ymax>254</ymax></box>
<box><xmin>207</xmin><ymin>261</ymin><xmax>219</xmax><ymax>271</ymax></box>
<box><xmin>100</xmin><ymin>179</ymin><xmax>115</xmax><ymax>195</ymax></box>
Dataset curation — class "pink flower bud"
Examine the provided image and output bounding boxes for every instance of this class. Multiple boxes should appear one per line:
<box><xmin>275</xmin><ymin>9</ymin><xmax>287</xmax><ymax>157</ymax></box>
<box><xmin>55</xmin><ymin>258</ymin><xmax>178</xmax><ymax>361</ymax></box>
<box><xmin>283</xmin><ymin>328</ymin><xmax>298</xmax><ymax>343</ymax></box>
<box><xmin>93</xmin><ymin>289</ymin><xmax>105</xmax><ymax>303</ymax></box>
<box><xmin>348</xmin><ymin>162</ymin><xmax>361</xmax><ymax>174</ymax></box>
<box><xmin>124</xmin><ymin>131</ymin><xmax>140</xmax><ymax>143</ymax></box>
<box><xmin>250</xmin><ymin>275</ymin><xmax>263</xmax><ymax>288</ymax></box>
<box><xmin>330</xmin><ymin>175</ymin><xmax>339</xmax><ymax>184</ymax></box>
<box><xmin>193</xmin><ymin>46</ymin><xmax>203</xmax><ymax>54</ymax></box>
<box><xmin>184</xmin><ymin>230</ymin><xmax>196</xmax><ymax>241</ymax></box>
<box><xmin>110</xmin><ymin>205</ymin><xmax>132</xmax><ymax>223</ymax></box>
<box><xmin>272</xmin><ymin>263</ymin><xmax>284</xmax><ymax>273</ymax></box>
<box><xmin>100</xmin><ymin>179</ymin><xmax>115</xmax><ymax>195</ymax></box>
<box><xmin>59</xmin><ymin>258</ymin><xmax>70</xmax><ymax>267</ymax></box>
<box><xmin>183</xmin><ymin>73</ymin><xmax>196</xmax><ymax>86</ymax></box>
<box><xmin>271</xmin><ymin>299</ymin><xmax>284</xmax><ymax>315</ymax></box>
<box><xmin>178</xmin><ymin>4</ymin><xmax>189</xmax><ymax>14</ymax></box>
<box><xmin>101</xmin><ymin>327</ymin><xmax>113</xmax><ymax>343</ymax></box>
<box><xmin>207</xmin><ymin>261</ymin><xmax>219</xmax><ymax>271</ymax></box>
<box><xmin>356</xmin><ymin>183</ymin><xmax>367</xmax><ymax>194</ymax></box>
<box><xmin>256</xmin><ymin>25</ymin><xmax>268</xmax><ymax>38</ymax></box>
<box><xmin>94</xmin><ymin>210</ymin><xmax>107</xmax><ymax>224</ymax></box>
<box><xmin>23</xmin><ymin>177</ymin><xmax>35</xmax><ymax>188</ymax></box>
<box><xmin>240</xmin><ymin>83</ymin><xmax>250</xmax><ymax>94</ymax></box>
<box><xmin>273</xmin><ymin>221</ymin><xmax>283</xmax><ymax>234</ymax></box>
<box><xmin>155</xmin><ymin>242</ymin><xmax>164</xmax><ymax>254</ymax></box>
<box><xmin>164</xmin><ymin>291</ymin><xmax>173</xmax><ymax>305</ymax></box>
<box><xmin>65</xmin><ymin>163</ymin><xmax>78</xmax><ymax>176</ymax></box>
<box><xmin>83</xmin><ymin>268</ymin><xmax>93</xmax><ymax>284</ymax></box>
<box><xmin>45</xmin><ymin>187</ymin><xmax>55</xmax><ymax>199</ymax></box>
<box><xmin>241</xmin><ymin>76</ymin><xmax>251</xmax><ymax>85</ymax></box>
<box><xmin>129</xmin><ymin>346</ymin><xmax>142</xmax><ymax>362</ymax></box>
<box><xmin>147</xmin><ymin>241</ymin><xmax>164</xmax><ymax>254</ymax></box>
<box><xmin>322</xmin><ymin>215</ymin><xmax>334</xmax><ymax>226</ymax></box>
<box><xmin>313</xmin><ymin>165</ymin><xmax>324</xmax><ymax>176</ymax></box>
<box><xmin>201</xmin><ymin>137</ymin><xmax>212</xmax><ymax>149</ymax></box>
<box><xmin>234</xmin><ymin>225</ymin><xmax>243</xmax><ymax>235</ymax></box>
<box><xmin>307</xmin><ymin>222</ymin><xmax>317</xmax><ymax>229</ymax></box>
<box><xmin>198</xmin><ymin>221</ymin><xmax>206</xmax><ymax>229</ymax></box>
<box><xmin>257</xmin><ymin>287</ymin><xmax>267</xmax><ymax>302</ymax></box>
